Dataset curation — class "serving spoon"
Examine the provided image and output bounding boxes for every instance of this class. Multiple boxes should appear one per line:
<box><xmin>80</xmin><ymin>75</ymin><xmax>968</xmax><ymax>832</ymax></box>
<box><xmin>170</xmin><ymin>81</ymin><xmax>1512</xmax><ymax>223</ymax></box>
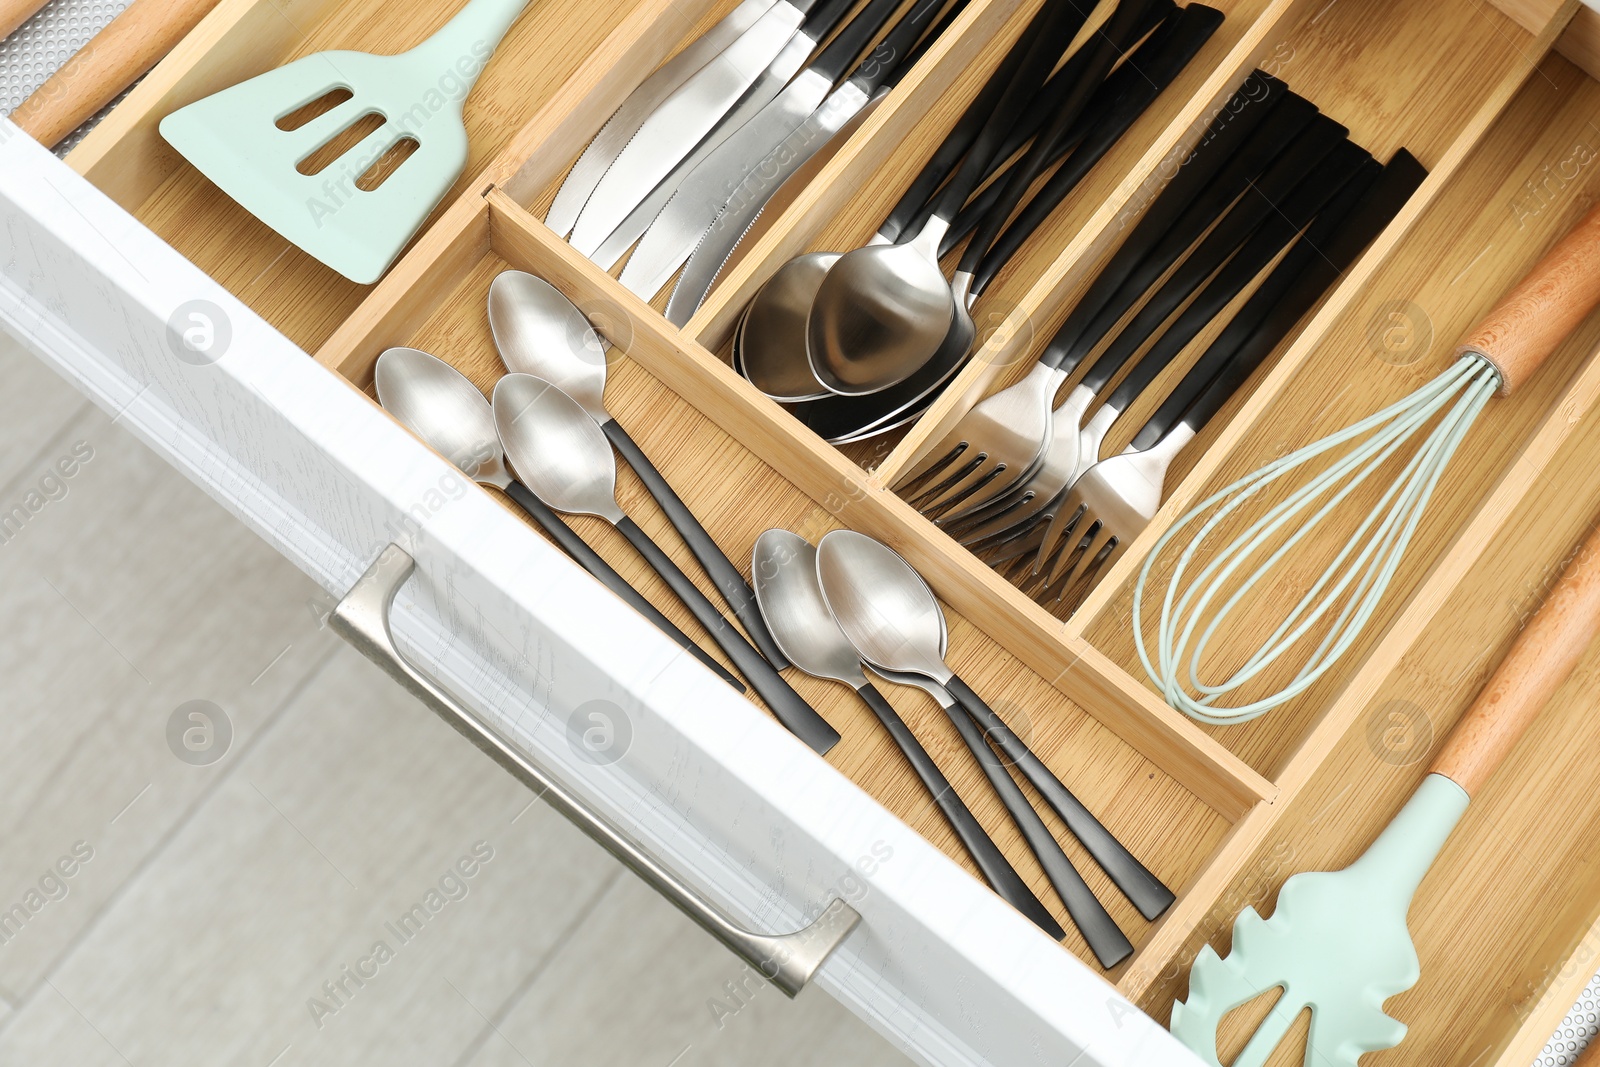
<box><xmin>372</xmin><ymin>347</ymin><xmax>741</xmax><ymax>690</ymax></box>
<box><xmin>491</xmin><ymin>372</ymin><xmax>839</xmax><ymax>754</ymax></box>
<box><xmin>488</xmin><ymin>270</ymin><xmax>790</xmax><ymax>670</ymax></box>
<box><xmin>815</xmin><ymin>529</ymin><xmax>1175</xmax><ymax>923</ymax></box>
<box><xmin>751</xmin><ymin>529</ymin><xmax>1063</xmax><ymax>937</ymax></box>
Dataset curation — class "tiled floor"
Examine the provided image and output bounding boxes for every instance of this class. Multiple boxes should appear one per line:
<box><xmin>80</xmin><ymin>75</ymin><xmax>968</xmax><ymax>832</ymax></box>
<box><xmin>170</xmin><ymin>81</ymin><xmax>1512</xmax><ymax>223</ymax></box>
<box><xmin>0</xmin><ymin>331</ymin><xmax>907</xmax><ymax>1066</ymax></box>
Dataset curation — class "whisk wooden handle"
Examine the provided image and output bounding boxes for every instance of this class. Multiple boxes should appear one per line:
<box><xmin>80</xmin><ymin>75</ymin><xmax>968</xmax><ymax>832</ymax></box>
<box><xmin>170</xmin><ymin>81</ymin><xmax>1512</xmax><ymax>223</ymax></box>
<box><xmin>1458</xmin><ymin>200</ymin><xmax>1600</xmax><ymax>396</ymax></box>
<box><xmin>1432</xmin><ymin>522</ymin><xmax>1600</xmax><ymax>796</ymax></box>
<box><xmin>10</xmin><ymin>0</ymin><xmax>221</xmax><ymax>148</ymax></box>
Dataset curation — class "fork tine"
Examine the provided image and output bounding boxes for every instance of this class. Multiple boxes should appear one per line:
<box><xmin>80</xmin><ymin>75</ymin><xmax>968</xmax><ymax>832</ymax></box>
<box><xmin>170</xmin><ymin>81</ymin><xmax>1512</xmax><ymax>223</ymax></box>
<box><xmin>1038</xmin><ymin>521</ymin><xmax>1098</xmax><ymax>598</ymax></box>
<box><xmin>1034</xmin><ymin>488</ymin><xmax>1090</xmax><ymax>574</ymax></box>
<box><xmin>980</xmin><ymin>519</ymin><xmax>1048</xmax><ymax>564</ymax></box>
<box><xmin>894</xmin><ymin>440</ymin><xmax>970</xmax><ymax>498</ymax></box>
<box><xmin>1032</xmin><ymin>501</ymin><xmax>1087</xmax><ymax>576</ymax></box>
<box><xmin>1058</xmin><ymin>536</ymin><xmax>1122</xmax><ymax>613</ymax></box>
<box><xmin>946</xmin><ymin>485</ymin><xmax>1043</xmax><ymax>542</ymax></box>
<box><xmin>905</xmin><ymin>449</ymin><xmax>990</xmax><ymax>511</ymax></box>
<box><xmin>917</xmin><ymin>456</ymin><xmax>1020</xmax><ymax>517</ymax></box>
<box><xmin>1048</xmin><ymin>519</ymin><xmax>1118</xmax><ymax>600</ymax></box>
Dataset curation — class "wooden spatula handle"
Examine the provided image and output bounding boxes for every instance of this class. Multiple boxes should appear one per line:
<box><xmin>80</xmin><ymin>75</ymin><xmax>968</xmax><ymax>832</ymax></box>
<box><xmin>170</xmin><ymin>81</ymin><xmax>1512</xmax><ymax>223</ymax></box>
<box><xmin>1458</xmin><ymin>200</ymin><xmax>1600</xmax><ymax>395</ymax></box>
<box><xmin>1432</xmin><ymin>521</ymin><xmax>1600</xmax><ymax>795</ymax></box>
<box><xmin>0</xmin><ymin>0</ymin><xmax>48</xmax><ymax>42</ymax></box>
<box><xmin>10</xmin><ymin>0</ymin><xmax>219</xmax><ymax>148</ymax></box>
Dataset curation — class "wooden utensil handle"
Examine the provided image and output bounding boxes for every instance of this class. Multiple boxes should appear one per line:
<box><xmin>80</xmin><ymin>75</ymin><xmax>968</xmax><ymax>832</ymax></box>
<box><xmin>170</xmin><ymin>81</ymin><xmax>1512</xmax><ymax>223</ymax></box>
<box><xmin>1432</xmin><ymin>521</ymin><xmax>1600</xmax><ymax>795</ymax></box>
<box><xmin>1577</xmin><ymin>1039</ymin><xmax>1600</xmax><ymax>1066</ymax></box>
<box><xmin>0</xmin><ymin>0</ymin><xmax>48</xmax><ymax>42</ymax></box>
<box><xmin>1458</xmin><ymin>200</ymin><xmax>1600</xmax><ymax>395</ymax></box>
<box><xmin>10</xmin><ymin>0</ymin><xmax>220</xmax><ymax>148</ymax></box>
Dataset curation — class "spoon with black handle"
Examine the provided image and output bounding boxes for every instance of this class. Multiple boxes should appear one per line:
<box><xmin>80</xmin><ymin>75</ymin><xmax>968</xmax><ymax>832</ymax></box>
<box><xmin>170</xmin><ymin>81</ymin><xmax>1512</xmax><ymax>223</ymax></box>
<box><xmin>493</xmin><ymin>372</ymin><xmax>840</xmax><ymax>755</ymax></box>
<box><xmin>488</xmin><ymin>270</ymin><xmax>791</xmax><ymax>670</ymax></box>
<box><xmin>751</xmin><ymin>528</ymin><xmax>1065</xmax><ymax>939</ymax></box>
<box><xmin>372</xmin><ymin>347</ymin><xmax>743</xmax><ymax>691</ymax></box>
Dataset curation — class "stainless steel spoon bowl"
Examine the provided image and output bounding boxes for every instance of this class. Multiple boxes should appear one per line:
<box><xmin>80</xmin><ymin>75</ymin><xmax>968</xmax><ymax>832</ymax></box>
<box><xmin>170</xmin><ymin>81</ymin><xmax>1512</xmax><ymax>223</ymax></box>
<box><xmin>491</xmin><ymin>372</ymin><xmax>621</xmax><ymax>522</ymax></box>
<box><xmin>487</xmin><ymin>271</ymin><xmax>610</xmax><ymax>415</ymax></box>
<box><xmin>489</xmin><ymin>269</ymin><xmax>792</xmax><ymax>671</ymax></box>
<box><xmin>372</xmin><ymin>347</ymin><xmax>744</xmax><ymax>689</ymax></box>
<box><xmin>740</xmin><ymin>252</ymin><xmax>839</xmax><ymax>402</ymax></box>
<box><xmin>806</xmin><ymin>226</ymin><xmax>954</xmax><ymax>397</ymax></box>
<box><xmin>375</xmin><ymin>347</ymin><xmax>511</xmax><ymax>487</ymax></box>
<box><xmin>493</xmin><ymin>374</ymin><xmax>839</xmax><ymax>754</ymax></box>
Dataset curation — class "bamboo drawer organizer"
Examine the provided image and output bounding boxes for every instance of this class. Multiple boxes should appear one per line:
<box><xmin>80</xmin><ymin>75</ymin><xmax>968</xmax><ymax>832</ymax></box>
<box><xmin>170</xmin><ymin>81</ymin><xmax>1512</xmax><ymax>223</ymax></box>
<box><xmin>58</xmin><ymin>0</ymin><xmax>1600</xmax><ymax>1056</ymax></box>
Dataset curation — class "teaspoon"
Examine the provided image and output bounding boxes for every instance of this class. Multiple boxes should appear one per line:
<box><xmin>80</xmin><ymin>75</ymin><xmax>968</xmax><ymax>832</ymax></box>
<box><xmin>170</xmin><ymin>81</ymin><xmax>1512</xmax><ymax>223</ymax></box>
<box><xmin>750</xmin><ymin>529</ymin><xmax>1063</xmax><ymax>937</ymax></box>
<box><xmin>491</xmin><ymin>372</ymin><xmax>839</xmax><ymax>755</ymax></box>
<box><xmin>371</xmin><ymin>347</ymin><xmax>741</xmax><ymax>690</ymax></box>
<box><xmin>815</xmin><ymin>529</ymin><xmax>1174</xmax><ymax>923</ymax></box>
<box><xmin>488</xmin><ymin>270</ymin><xmax>791</xmax><ymax>670</ymax></box>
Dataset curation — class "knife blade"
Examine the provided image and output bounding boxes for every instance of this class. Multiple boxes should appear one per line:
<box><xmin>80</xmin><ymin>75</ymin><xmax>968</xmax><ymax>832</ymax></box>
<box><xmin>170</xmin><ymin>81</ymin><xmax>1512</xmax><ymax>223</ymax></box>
<box><xmin>586</xmin><ymin>9</ymin><xmax>834</xmax><ymax>267</ymax></box>
<box><xmin>566</xmin><ymin>0</ymin><xmax>816</xmax><ymax>253</ymax></box>
<box><xmin>660</xmin><ymin>0</ymin><xmax>949</xmax><ymax>322</ymax></box>
<box><xmin>664</xmin><ymin>82</ymin><xmax>876</xmax><ymax>324</ymax></box>
<box><xmin>616</xmin><ymin>68</ymin><xmax>835</xmax><ymax>295</ymax></box>
<box><xmin>545</xmin><ymin>0</ymin><xmax>780</xmax><ymax>237</ymax></box>
<box><xmin>620</xmin><ymin>0</ymin><xmax>930</xmax><ymax>299</ymax></box>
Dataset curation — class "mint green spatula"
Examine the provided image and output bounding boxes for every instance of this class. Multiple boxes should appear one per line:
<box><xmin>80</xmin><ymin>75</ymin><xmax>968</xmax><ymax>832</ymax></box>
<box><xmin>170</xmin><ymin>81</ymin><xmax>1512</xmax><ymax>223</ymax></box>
<box><xmin>159</xmin><ymin>0</ymin><xmax>532</xmax><ymax>283</ymax></box>
<box><xmin>1170</xmin><ymin>204</ymin><xmax>1600</xmax><ymax>1065</ymax></box>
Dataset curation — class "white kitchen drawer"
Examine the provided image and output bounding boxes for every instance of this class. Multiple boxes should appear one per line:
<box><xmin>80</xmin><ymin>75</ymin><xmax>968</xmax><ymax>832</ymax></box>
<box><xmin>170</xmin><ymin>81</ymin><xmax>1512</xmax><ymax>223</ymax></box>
<box><xmin>6</xmin><ymin>0</ymin><xmax>1600</xmax><ymax>1061</ymax></box>
<box><xmin>0</xmin><ymin>123</ymin><xmax>1194</xmax><ymax>1066</ymax></box>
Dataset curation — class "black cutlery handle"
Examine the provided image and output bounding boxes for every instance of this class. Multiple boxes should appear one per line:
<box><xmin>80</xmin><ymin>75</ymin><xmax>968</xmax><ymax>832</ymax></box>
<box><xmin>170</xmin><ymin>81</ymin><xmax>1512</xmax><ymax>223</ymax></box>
<box><xmin>1099</xmin><ymin>140</ymin><xmax>1372</xmax><ymax>422</ymax></box>
<box><xmin>927</xmin><ymin>0</ymin><xmax>1094</xmax><ymax>227</ymax></box>
<box><xmin>797</xmin><ymin>0</ymin><xmax>866</xmax><ymax>50</ymax></box>
<box><xmin>943</xmin><ymin>0</ymin><xmax>1185</xmax><ymax>259</ymax></box>
<box><xmin>850</xmin><ymin>0</ymin><xmax>949</xmax><ymax>95</ymax></box>
<box><xmin>615</xmin><ymin>515</ymin><xmax>840</xmax><ymax>754</ymax></box>
<box><xmin>944</xmin><ymin>673</ymin><xmax>1175</xmax><ymax>922</ymax></box>
<box><xmin>881</xmin><ymin>0</ymin><xmax>1052</xmax><ymax>242</ymax></box>
<box><xmin>502</xmin><ymin>481</ymin><xmax>744</xmax><ymax>691</ymax></box>
<box><xmin>1132</xmin><ymin>149</ymin><xmax>1427</xmax><ymax>449</ymax></box>
<box><xmin>1036</xmin><ymin>70</ymin><xmax>1292</xmax><ymax>375</ymax></box>
<box><xmin>966</xmin><ymin>3</ymin><xmax>1223</xmax><ymax>292</ymax></box>
<box><xmin>1076</xmin><ymin>117</ymin><xmax>1352</xmax><ymax>399</ymax></box>
<box><xmin>938</xmin><ymin>689</ymin><xmax>1130</xmax><ymax>964</ymax></box>
<box><xmin>603</xmin><ymin>419</ymin><xmax>789</xmax><ymax>670</ymax></box>
<box><xmin>810</xmin><ymin>0</ymin><xmax>910</xmax><ymax>84</ymax></box>
<box><xmin>956</xmin><ymin>0</ymin><xmax>1160</xmax><ymax>280</ymax></box>
<box><xmin>856</xmin><ymin>683</ymin><xmax>1058</xmax><ymax>932</ymax></box>
<box><xmin>986</xmin><ymin>0</ymin><xmax>1178</xmax><ymax>180</ymax></box>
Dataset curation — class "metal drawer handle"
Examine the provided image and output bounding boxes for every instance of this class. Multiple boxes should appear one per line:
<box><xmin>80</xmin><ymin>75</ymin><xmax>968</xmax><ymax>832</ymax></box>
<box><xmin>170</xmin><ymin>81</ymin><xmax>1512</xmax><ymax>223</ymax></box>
<box><xmin>330</xmin><ymin>544</ymin><xmax>861</xmax><ymax>997</ymax></box>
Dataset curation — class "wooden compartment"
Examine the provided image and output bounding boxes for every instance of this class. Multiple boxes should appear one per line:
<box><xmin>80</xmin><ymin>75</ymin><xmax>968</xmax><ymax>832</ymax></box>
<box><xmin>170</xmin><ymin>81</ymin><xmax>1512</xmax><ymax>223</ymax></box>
<box><xmin>49</xmin><ymin>0</ymin><xmax>1600</xmax><ymax>1056</ymax></box>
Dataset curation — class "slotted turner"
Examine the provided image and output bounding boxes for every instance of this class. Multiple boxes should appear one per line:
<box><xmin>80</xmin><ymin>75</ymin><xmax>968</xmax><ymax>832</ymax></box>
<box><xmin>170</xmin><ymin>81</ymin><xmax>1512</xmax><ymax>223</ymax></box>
<box><xmin>159</xmin><ymin>0</ymin><xmax>532</xmax><ymax>283</ymax></box>
<box><xmin>1171</xmin><ymin>513</ymin><xmax>1600</xmax><ymax>1065</ymax></box>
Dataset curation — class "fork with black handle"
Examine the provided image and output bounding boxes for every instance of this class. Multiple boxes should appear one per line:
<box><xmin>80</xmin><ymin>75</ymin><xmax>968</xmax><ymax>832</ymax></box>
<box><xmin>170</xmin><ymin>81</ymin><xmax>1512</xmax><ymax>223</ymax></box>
<box><xmin>1040</xmin><ymin>150</ymin><xmax>1429</xmax><ymax>606</ymax></box>
<box><xmin>896</xmin><ymin>74</ymin><xmax>1301</xmax><ymax>518</ymax></box>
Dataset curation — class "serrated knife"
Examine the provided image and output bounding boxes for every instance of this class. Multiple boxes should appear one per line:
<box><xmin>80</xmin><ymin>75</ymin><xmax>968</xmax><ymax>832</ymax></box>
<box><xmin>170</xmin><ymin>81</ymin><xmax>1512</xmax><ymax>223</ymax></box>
<box><xmin>567</xmin><ymin>0</ymin><xmax>833</xmax><ymax>254</ymax></box>
<box><xmin>617</xmin><ymin>0</ymin><xmax>936</xmax><ymax>300</ymax></box>
<box><xmin>545</xmin><ymin>0</ymin><xmax>780</xmax><ymax>237</ymax></box>
<box><xmin>584</xmin><ymin>0</ymin><xmax>865</xmax><ymax>266</ymax></box>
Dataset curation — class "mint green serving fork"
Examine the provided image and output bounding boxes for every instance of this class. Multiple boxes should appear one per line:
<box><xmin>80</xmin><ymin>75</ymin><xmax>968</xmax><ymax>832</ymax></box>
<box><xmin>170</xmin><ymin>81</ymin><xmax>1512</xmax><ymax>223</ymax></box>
<box><xmin>160</xmin><ymin>0</ymin><xmax>532</xmax><ymax>283</ymax></box>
